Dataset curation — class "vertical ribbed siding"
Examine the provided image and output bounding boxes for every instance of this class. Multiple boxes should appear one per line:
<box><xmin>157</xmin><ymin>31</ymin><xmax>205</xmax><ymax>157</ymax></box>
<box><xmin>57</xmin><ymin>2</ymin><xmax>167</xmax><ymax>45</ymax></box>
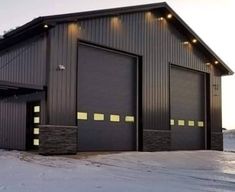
<box><xmin>48</xmin><ymin>11</ymin><xmax>221</xmax><ymax>133</ymax></box>
<box><xmin>0</xmin><ymin>35</ymin><xmax>47</xmax><ymax>150</ymax></box>
<box><xmin>48</xmin><ymin>24</ymin><xmax>78</xmax><ymax>125</ymax></box>
<box><xmin>0</xmin><ymin>35</ymin><xmax>47</xmax><ymax>86</ymax></box>
<box><xmin>0</xmin><ymin>92</ymin><xmax>46</xmax><ymax>150</ymax></box>
<box><xmin>210</xmin><ymin>66</ymin><xmax>222</xmax><ymax>132</ymax></box>
<box><xmin>0</xmin><ymin>101</ymin><xmax>25</xmax><ymax>150</ymax></box>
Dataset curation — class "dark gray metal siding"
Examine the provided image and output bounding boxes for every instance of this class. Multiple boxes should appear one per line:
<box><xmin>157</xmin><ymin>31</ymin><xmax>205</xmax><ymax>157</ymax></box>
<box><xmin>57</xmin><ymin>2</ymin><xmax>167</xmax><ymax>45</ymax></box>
<box><xmin>47</xmin><ymin>11</ymin><xmax>221</xmax><ymax>134</ymax></box>
<box><xmin>0</xmin><ymin>35</ymin><xmax>47</xmax><ymax>150</ymax></box>
<box><xmin>0</xmin><ymin>92</ymin><xmax>46</xmax><ymax>150</ymax></box>
<box><xmin>48</xmin><ymin>24</ymin><xmax>78</xmax><ymax>125</ymax></box>
<box><xmin>0</xmin><ymin>101</ymin><xmax>25</xmax><ymax>150</ymax></box>
<box><xmin>210</xmin><ymin>66</ymin><xmax>222</xmax><ymax>132</ymax></box>
<box><xmin>0</xmin><ymin>35</ymin><xmax>47</xmax><ymax>86</ymax></box>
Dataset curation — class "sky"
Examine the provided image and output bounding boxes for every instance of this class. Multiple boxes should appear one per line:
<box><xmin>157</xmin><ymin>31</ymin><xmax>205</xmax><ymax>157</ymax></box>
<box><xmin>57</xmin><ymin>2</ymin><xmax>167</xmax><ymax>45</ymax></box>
<box><xmin>0</xmin><ymin>0</ymin><xmax>234</xmax><ymax>129</ymax></box>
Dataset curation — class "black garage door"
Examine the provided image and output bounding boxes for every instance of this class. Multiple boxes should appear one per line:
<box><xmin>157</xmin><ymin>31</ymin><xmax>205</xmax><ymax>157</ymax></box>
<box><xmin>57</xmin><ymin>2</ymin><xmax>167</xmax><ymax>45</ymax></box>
<box><xmin>77</xmin><ymin>43</ymin><xmax>138</xmax><ymax>151</ymax></box>
<box><xmin>170</xmin><ymin>66</ymin><xmax>206</xmax><ymax>150</ymax></box>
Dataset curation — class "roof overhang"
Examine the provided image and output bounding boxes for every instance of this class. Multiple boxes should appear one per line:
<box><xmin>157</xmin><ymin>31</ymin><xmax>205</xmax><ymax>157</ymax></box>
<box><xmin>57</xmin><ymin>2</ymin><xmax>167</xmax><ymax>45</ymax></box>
<box><xmin>0</xmin><ymin>2</ymin><xmax>233</xmax><ymax>75</ymax></box>
<box><xmin>0</xmin><ymin>81</ymin><xmax>44</xmax><ymax>98</ymax></box>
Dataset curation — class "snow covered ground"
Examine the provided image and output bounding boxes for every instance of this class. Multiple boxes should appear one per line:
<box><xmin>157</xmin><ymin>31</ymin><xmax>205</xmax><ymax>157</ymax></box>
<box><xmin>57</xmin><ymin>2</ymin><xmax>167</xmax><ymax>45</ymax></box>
<box><xmin>0</xmin><ymin>133</ymin><xmax>235</xmax><ymax>192</ymax></box>
<box><xmin>224</xmin><ymin>130</ymin><xmax>235</xmax><ymax>152</ymax></box>
<box><xmin>1</xmin><ymin>150</ymin><xmax>235</xmax><ymax>192</ymax></box>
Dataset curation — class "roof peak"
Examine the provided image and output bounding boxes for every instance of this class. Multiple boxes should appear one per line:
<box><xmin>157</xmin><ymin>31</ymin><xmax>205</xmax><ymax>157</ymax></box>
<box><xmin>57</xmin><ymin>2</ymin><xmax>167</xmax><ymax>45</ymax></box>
<box><xmin>0</xmin><ymin>2</ymin><xmax>233</xmax><ymax>75</ymax></box>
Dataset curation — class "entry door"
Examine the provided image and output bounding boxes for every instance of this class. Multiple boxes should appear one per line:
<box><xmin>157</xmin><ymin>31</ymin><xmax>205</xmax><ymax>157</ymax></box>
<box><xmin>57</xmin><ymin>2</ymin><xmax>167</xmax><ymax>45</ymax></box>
<box><xmin>77</xmin><ymin>43</ymin><xmax>137</xmax><ymax>151</ymax></box>
<box><xmin>170</xmin><ymin>66</ymin><xmax>206</xmax><ymax>150</ymax></box>
<box><xmin>26</xmin><ymin>101</ymin><xmax>40</xmax><ymax>150</ymax></box>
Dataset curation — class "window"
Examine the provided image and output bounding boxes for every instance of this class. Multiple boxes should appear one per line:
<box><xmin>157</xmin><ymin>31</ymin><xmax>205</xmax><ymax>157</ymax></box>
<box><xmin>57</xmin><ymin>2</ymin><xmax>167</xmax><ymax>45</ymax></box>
<box><xmin>178</xmin><ymin>120</ymin><xmax>185</xmax><ymax>126</ymax></box>
<box><xmin>77</xmin><ymin>112</ymin><xmax>88</xmax><ymax>120</ymax></box>
<box><xmin>34</xmin><ymin>128</ymin><xmax>39</xmax><ymax>135</ymax></box>
<box><xmin>33</xmin><ymin>139</ymin><xmax>39</xmax><ymax>146</ymax></box>
<box><xmin>125</xmin><ymin>116</ymin><xmax>135</xmax><ymax>123</ymax></box>
<box><xmin>110</xmin><ymin>114</ymin><xmax>120</xmax><ymax>122</ymax></box>
<box><xmin>34</xmin><ymin>106</ymin><xmax>40</xmax><ymax>113</ymax></box>
<box><xmin>34</xmin><ymin>117</ymin><xmax>40</xmax><ymax>124</ymax></box>
<box><xmin>94</xmin><ymin>113</ymin><xmax>104</xmax><ymax>121</ymax></box>
<box><xmin>198</xmin><ymin>121</ymin><xmax>204</xmax><ymax>127</ymax></box>
<box><xmin>188</xmin><ymin>120</ymin><xmax>195</xmax><ymax>127</ymax></box>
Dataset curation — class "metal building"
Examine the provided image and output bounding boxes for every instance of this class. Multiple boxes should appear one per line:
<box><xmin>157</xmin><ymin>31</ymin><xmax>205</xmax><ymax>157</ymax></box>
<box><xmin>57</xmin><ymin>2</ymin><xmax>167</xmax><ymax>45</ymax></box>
<box><xmin>0</xmin><ymin>3</ymin><xmax>233</xmax><ymax>154</ymax></box>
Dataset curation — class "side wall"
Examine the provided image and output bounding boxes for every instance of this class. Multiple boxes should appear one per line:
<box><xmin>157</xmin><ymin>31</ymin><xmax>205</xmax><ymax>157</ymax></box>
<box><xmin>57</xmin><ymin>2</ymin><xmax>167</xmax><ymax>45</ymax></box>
<box><xmin>0</xmin><ymin>35</ymin><xmax>47</xmax><ymax>85</ymax></box>
<box><xmin>47</xmin><ymin>11</ymin><xmax>222</xmax><ymax>150</ymax></box>
<box><xmin>0</xmin><ymin>93</ymin><xmax>46</xmax><ymax>150</ymax></box>
<box><xmin>0</xmin><ymin>35</ymin><xmax>47</xmax><ymax>150</ymax></box>
<box><xmin>210</xmin><ymin>66</ymin><xmax>223</xmax><ymax>150</ymax></box>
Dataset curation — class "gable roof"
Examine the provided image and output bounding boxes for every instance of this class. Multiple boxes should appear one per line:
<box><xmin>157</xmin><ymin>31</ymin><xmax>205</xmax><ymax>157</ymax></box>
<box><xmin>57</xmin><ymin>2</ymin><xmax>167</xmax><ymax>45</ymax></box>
<box><xmin>0</xmin><ymin>2</ymin><xmax>233</xmax><ymax>75</ymax></box>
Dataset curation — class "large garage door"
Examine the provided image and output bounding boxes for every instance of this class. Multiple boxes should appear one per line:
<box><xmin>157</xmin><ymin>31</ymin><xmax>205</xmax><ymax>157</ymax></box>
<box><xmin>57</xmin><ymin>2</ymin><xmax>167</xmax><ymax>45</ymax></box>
<box><xmin>170</xmin><ymin>66</ymin><xmax>206</xmax><ymax>150</ymax></box>
<box><xmin>77</xmin><ymin>43</ymin><xmax>138</xmax><ymax>151</ymax></box>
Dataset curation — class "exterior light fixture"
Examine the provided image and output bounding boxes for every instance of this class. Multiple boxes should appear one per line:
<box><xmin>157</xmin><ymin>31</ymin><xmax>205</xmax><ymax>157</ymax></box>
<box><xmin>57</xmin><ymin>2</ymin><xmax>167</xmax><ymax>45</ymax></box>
<box><xmin>112</xmin><ymin>16</ymin><xmax>119</xmax><ymax>22</ymax></box>
<box><xmin>111</xmin><ymin>16</ymin><xmax>121</xmax><ymax>29</ymax></box>
<box><xmin>111</xmin><ymin>16</ymin><xmax>121</xmax><ymax>23</ymax></box>
<box><xmin>146</xmin><ymin>11</ymin><xmax>152</xmax><ymax>17</ymax></box>
<box><xmin>214</xmin><ymin>61</ymin><xmax>219</xmax><ymax>64</ymax></box>
<box><xmin>167</xmin><ymin>14</ymin><xmax>172</xmax><ymax>19</ymax></box>
<box><xmin>183</xmin><ymin>41</ymin><xmax>189</xmax><ymax>45</ymax></box>
<box><xmin>57</xmin><ymin>64</ymin><xmax>66</xmax><ymax>71</ymax></box>
<box><xmin>44</xmin><ymin>24</ymin><xmax>48</xmax><ymax>28</ymax></box>
<box><xmin>192</xmin><ymin>39</ymin><xmax>197</xmax><ymax>43</ymax></box>
<box><xmin>158</xmin><ymin>17</ymin><xmax>164</xmax><ymax>21</ymax></box>
<box><xmin>205</xmin><ymin>62</ymin><xmax>211</xmax><ymax>66</ymax></box>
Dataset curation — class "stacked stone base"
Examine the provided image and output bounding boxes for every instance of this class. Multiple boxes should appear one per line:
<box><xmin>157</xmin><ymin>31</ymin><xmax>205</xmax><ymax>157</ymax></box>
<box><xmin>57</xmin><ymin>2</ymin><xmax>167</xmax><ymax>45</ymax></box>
<box><xmin>39</xmin><ymin>125</ymin><xmax>77</xmax><ymax>155</ymax></box>
<box><xmin>37</xmin><ymin>126</ymin><xmax>223</xmax><ymax>154</ymax></box>
<box><xmin>143</xmin><ymin>130</ymin><xmax>171</xmax><ymax>151</ymax></box>
<box><xmin>142</xmin><ymin>130</ymin><xmax>223</xmax><ymax>151</ymax></box>
<box><xmin>211</xmin><ymin>132</ymin><xmax>223</xmax><ymax>151</ymax></box>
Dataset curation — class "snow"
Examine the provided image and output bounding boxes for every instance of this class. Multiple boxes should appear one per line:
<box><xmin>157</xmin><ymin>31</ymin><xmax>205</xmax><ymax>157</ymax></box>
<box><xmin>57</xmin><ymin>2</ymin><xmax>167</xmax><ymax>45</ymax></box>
<box><xmin>0</xmin><ymin>134</ymin><xmax>235</xmax><ymax>192</ymax></box>
<box><xmin>224</xmin><ymin>130</ymin><xmax>235</xmax><ymax>152</ymax></box>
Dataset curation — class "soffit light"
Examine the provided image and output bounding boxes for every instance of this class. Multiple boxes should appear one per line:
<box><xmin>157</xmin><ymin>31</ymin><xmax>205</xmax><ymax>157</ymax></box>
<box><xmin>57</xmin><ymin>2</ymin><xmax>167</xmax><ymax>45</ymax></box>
<box><xmin>183</xmin><ymin>41</ymin><xmax>189</xmax><ymax>45</ymax></box>
<box><xmin>146</xmin><ymin>11</ymin><xmax>152</xmax><ymax>16</ymax></box>
<box><xmin>158</xmin><ymin>17</ymin><xmax>164</xmax><ymax>21</ymax></box>
<box><xmin>192</xmin><ymin>39</ymin><xmax>197</xmax><ymax>43</ymax></box>
<box><xmin>214</xmin><ymin>60</ymin><xmax>219</xmax><ymax>64</ymax></box>
<box><xmin>44</xmin><ymin>24</ymin><xmax>48</xmax><ymax>28</ymax></box>
<box><xmin>167</xmin><ymin>14</ymin><xmax>172</xmax><ymax>19</ymax></box>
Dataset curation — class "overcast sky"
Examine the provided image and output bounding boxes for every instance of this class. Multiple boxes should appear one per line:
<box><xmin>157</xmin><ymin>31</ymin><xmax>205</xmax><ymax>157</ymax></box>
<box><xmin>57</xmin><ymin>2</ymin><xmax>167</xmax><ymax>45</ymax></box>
<box><xmin>0</xmin><ymin>0</ymin><xmax>234</xmax><ymax>129</ymax></box>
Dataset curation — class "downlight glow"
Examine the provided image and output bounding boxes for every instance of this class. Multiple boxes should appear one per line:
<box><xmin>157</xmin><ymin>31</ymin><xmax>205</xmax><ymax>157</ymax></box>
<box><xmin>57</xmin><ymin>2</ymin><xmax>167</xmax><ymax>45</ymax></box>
<box><xmin>44</xmin><ymin>24</ymin><xmax>48</xmax><ymax>28</ymax></box>
<box><xmin>167</xmin><ymin>14</ymin><xmax>172</xmax><ymax>19</ymax></box>
<box><xmin>158</xmin><ymin>17</ymin><xmax>164</xmax><ymax>21</ymax></box>
<box><xmin>192</xmin><ymin>39</ymin><xmax>197</xmax><ymax>43</ymax></box>
<box><xmin>183</xmin><ymin>41</ymin><xmax>189</xmax><ymax>45</ymax></box>
<box><xmin>146</xmin><ymin>11</ymin><xmax>152</xmax><ymax>17</ymax></box>
<box><xmin>214</xmin><ymin>61</ymin><xmax>219</xmax><ymax>64</ymax></box>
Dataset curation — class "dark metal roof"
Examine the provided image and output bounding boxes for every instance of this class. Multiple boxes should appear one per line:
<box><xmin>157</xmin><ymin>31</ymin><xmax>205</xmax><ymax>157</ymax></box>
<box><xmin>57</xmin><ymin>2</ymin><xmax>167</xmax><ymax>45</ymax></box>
<box><xmin>0</xmin><ymin>80</ymin><xmax>44</xmax><ymax>98</ymax></box>
<box><xmin>0</xmin><ymin>2</ymin><xmax>233</xmax><ymax>75</ymax></box>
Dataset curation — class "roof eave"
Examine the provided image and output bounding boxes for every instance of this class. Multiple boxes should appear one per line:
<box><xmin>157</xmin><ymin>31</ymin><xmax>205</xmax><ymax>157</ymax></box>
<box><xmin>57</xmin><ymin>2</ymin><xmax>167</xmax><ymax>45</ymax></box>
<box><xmin>163</xmin><ymin>4</ymin><xmax>233</xmax><ymax>76</ymax></box>
<box><xmin>0</xmin><ymin>2</ymin><xmax>233</xmax><ymax>75</ymax></box>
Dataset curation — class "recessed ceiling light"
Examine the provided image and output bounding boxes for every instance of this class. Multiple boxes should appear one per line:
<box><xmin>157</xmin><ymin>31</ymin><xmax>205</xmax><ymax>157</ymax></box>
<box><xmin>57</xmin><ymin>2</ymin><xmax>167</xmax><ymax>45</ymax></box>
<box><xmin>44</xmin><ymin>24</ymin><xmax>48</xmax><ymax>28</ymax></box>
<box><xmin>146</xmin><ymin>11</ymin><xmax>152</xmax><ymax>16</ymax></box>
<box><xmin>112</xmin><ymin>16</ymin><xmax>119</xmax><ymax>20</ymax></box>
<box><xmin>167</xmin><ymin>14</ymin><xmax>172</xmax><ymax>19</ymax></box>
<box><xmin>214</xmin><ymin>61</ymin><xmax>219</xmax><ymax>64</ymax></box>
<box><xmin>158</xmin><ymin>17</ymin><xmax>164</xmax><ymax>21</ymax></box>
<box><xmin>183</xmin><ymin>41</ymin><xmax>189</xmax><ymax>45</ymax></box>
<box><xmin>192</xmin><ymin>39</ymin><xmax>197</xmax><ymax>43</ymax></box>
